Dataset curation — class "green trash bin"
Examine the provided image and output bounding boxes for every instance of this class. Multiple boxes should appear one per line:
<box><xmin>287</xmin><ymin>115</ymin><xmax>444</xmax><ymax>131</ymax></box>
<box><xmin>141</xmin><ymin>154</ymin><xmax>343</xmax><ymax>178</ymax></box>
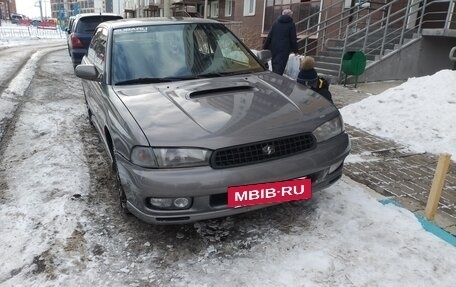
<box><xmin>342</xmin><ymin>51</ymin><xmax>366</xmax><ymax>87</ymax></box>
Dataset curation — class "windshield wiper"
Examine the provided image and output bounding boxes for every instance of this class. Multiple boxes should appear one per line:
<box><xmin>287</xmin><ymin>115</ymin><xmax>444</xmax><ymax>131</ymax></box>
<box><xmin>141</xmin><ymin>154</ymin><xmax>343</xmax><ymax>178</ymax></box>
<box><xmin>115</xmin><ymin>77</ymin><xmax>173</xmax><ymax>85</ymax></box>
<box><xmin>197</xmin><ymin>71</ymin><xmax>253</xmax><ymax>78</ymax></box>
<box><xmin>197</xmin><ymin>72</ymin><xmax>224</xmax><ymax>78</ymax></box>
<box><xmin>115</xmin><ymin>76</ymin><xmax>198</xmax><ymax>85</ymax></box>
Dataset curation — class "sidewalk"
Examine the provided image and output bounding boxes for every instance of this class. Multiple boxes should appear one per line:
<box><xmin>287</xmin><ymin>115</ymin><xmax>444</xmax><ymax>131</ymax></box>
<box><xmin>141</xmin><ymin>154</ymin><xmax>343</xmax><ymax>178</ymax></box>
<box><xmin>332</xmin><ymin>82</ymin><xmax>456</xmax><ymax>236</ymax></box>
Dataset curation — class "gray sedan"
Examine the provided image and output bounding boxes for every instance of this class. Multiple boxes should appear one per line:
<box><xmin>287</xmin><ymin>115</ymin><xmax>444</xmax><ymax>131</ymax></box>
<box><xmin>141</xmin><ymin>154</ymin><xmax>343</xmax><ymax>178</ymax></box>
<box><xmin>75</xmin><ymin>18</ymin><xmax>350</xmax><ymax>224</ymax></box>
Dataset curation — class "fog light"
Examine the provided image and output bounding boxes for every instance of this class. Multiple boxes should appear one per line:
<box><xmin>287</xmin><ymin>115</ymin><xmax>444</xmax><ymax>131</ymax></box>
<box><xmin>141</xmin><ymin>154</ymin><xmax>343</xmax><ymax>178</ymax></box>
<box><xmin>174</xmin><ymin>198</ymin><xmax>190</xmax><ymax>208</ymax></box>
<box><xmin>148</xmin><ymin>197</ymin><xmax>192</xmax><ymax>210</ymax></box>
<box><xmin>329</xmin><ymin>160</ymin><xmax>344</xmax><ymax>174</ymax></box>
<box><xmin>149</xmin><ymin>198</ymin><xmax>173</xmax><ymax>208</ymax></box>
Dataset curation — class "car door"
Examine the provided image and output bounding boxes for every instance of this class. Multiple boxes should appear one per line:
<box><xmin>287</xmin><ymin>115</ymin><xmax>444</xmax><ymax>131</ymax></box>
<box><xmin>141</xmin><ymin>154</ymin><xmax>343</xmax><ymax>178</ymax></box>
<box><xmin>85</xmin><ymin>27</ymin><xmax>108</xmax><ymax>139</ymax></box>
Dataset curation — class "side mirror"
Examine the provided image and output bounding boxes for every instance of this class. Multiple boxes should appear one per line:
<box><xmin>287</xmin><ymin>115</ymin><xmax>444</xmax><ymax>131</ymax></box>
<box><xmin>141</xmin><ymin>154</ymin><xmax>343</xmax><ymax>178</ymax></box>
<box><xmin>256</xmin><ymin>50</ymin><xmax>272</xmax><ymax>64</ymax></box>
<box><xmin>75</xmin><ymin>64</ymin><xmax>100</xmax><ymax>81</ymax></box>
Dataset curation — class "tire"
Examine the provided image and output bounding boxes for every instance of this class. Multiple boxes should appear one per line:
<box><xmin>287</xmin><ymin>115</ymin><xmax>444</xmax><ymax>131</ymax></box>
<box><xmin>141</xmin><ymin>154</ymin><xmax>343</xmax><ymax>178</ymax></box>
<box><xmin>87</xmin><ymin>107</ymin><xmax>93</xmax><ymax>126</ymax></box>
<box><xmin>112</xmin><ymin>152</ymin><xmax>131</xmax><ymax>215</ymax></box>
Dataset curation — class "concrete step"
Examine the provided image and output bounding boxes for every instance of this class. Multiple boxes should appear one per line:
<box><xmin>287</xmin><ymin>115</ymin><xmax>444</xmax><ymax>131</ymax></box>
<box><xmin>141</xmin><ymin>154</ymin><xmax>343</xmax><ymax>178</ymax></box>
<box><xmin>314</xmin><ymin>55</ymin><xmax>340</xmax><ymax>64</ymax></box>
<box><xmin>319</xmin><ymin>50</ymin><xmax>344</xmax><ymax>58</ymax></box>
<box><xmin>315</xmin><ymin>61</ymin><xmax>340</xmax><ymax>71</ymax></box>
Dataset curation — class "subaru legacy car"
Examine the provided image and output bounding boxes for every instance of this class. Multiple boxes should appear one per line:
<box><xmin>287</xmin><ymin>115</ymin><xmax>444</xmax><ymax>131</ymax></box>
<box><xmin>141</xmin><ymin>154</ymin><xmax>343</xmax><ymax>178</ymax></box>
<box><xmin>68</xmin><ymin>13</ymin><xmax>122</xmax><ymax>68</ymax></box>
<box><xmin>75</xmin><ymin>18</ymin><xmax>350</xmax><ymax>224</ymax></box>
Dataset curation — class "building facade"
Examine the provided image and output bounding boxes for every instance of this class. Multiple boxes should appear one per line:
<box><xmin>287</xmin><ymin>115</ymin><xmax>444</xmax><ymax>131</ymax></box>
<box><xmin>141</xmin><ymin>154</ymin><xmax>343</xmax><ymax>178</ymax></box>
<box><xmin>0</xmin><ymin>0</ymin><xmax>17</xmax><ymax>20</ymax></box>
<box><xmin>50</xmin><ymin>0</ymin><xmax>109</xmax><ymax>19</ymax></box>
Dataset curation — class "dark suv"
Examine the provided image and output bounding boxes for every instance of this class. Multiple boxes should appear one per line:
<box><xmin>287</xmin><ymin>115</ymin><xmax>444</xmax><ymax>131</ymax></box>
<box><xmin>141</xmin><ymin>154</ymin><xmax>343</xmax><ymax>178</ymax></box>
<box><xmin>68</xmin><ymin>13</ymin><xmax>122</xmax><ymax>68</ymax></box>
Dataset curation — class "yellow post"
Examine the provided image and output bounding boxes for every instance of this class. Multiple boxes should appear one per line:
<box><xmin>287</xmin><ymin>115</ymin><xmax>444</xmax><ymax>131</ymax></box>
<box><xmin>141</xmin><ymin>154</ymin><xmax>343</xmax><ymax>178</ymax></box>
<box><xmin>425</xmin><ymin>153</ymin><xmax>452</xmax><ymax>220</ymax></box>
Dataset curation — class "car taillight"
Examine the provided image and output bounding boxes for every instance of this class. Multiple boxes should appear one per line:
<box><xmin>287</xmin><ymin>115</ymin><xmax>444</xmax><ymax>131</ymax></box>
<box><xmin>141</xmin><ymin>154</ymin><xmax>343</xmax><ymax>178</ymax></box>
<box><xmin>70</xmin><ymin>34</ymin><xmax>84</xmax><ymax>48</ymax></box>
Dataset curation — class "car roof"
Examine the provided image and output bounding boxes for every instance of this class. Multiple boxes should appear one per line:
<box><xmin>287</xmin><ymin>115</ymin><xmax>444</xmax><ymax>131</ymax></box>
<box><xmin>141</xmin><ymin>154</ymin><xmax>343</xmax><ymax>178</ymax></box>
<box><xmin>99</xmin><ymin>17</ymin><xmax>220</xmax><ymax>29</ymax></box>
<box><xmin>75</xmin><ymin>13</ymin><xmax>122</xmax><ymax>20</ymax></box>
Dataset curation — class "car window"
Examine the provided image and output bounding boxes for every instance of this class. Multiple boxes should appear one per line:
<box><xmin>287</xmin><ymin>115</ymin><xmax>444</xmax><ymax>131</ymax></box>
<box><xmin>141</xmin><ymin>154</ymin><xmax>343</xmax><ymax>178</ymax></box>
<box><xmin>76</xmin><ymin>16</ymin><xmax>122</xmax><ymax>33</ymax></box>
<box><xmin>87</xmin><ymin>27</ymin><xmax>108</xmax><ymax>72</ymax></box>
<box><xmin>111</xmin><ymin>23</ymin><xmax>264</xmax><ymax>84</ymax></box>
<box><xmin>68</xmin><ymin>17</ymin><xmax>75</xmax><ymax>32</ymax></box>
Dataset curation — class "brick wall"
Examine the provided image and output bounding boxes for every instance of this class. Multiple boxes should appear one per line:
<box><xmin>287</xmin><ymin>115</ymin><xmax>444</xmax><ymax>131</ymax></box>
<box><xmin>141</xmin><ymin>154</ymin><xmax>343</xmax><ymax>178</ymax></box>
<box><xmin>231</xmin><ymin>0</ymin><xmax>265</xmax><ymax>50</ymax></box>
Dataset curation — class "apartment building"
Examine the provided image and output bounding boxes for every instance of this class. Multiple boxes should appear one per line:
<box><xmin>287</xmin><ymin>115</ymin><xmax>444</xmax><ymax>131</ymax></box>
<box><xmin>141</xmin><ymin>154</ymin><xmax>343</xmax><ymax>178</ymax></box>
<box><xmin>0</xmin><ymin>0</ymin><xmax>17</xmax><ymax>20</ymax></box>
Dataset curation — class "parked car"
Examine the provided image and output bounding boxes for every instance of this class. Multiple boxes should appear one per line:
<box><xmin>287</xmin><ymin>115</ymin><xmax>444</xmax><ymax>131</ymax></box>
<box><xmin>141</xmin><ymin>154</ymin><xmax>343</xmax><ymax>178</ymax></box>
<box><xmin>11</xmin><ymin>14</ymin><xmax>24</xmax><ymax>24</ymax></box>
<box><xmin>66</xmin><ymin>16</ymin><xmax>76</xmax><ymax>56</ymax></box>
<box><xmin>66</xmin><ymin>16</ymin><xmax>76</xmax><ymax>33</ymax></box>
<box><xmin>75</xmin><ymin>18</ymin><xmax>350</xmax><ymax>224</ymax></box>
<box><xmin>68</xmin><ymin>13</ymin><xmax>122</xmax><ymax>68</ymax></box>
<box><xmin>31</xmin><ymin>19</ymin><xmax>42</xmax><ymax>27</ymax></box>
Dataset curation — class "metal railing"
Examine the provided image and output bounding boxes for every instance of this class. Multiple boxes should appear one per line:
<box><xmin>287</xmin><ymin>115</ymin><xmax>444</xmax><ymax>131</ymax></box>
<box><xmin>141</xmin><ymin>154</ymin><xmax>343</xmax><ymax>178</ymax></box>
<box><xmin>292</xmin><ymin>0</ymin><xmax>456</xmax><ymax>80</ymax></box>
<box><xmin>294</xmin><ymin>0</ymin><xmax>378</xmax><ymax>56</ymax></box>
<box><xmin>338</xmin><ymin>0</ymin><xmax>456</xmax><ymax>79</ymax></box>
<box><xmin>0</xmin><ymin>26</ymin><xmax>65</xmax><ymax>39</ymax></box>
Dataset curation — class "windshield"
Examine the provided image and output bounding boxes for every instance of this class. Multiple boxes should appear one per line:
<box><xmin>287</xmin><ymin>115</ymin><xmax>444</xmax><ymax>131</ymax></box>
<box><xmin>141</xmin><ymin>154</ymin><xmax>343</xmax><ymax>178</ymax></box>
<box><xmin>76</xmin><ymin>16</ymin><xmax>122</xmax><ymax>33</ymax></box>
<box><xmin>111</xmin><ymin>23</ymin><xmax>265</xmax><ymax>84</ymax></box>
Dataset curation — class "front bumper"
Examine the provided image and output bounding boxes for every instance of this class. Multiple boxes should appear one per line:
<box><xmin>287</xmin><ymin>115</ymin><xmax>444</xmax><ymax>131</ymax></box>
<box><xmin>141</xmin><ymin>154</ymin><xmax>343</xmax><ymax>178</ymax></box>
<box><xmin>116</xmin><ymin>132</ymin><xmax>350</xmax><ymax>224</ymax></box>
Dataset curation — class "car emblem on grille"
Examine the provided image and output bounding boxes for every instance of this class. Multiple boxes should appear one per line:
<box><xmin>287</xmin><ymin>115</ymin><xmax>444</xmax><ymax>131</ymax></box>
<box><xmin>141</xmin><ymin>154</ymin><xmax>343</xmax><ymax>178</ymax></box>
<box><xmin>262</xmin><ymin>145</ymin><xmax>275</xmax><ymax>155</ymax></box>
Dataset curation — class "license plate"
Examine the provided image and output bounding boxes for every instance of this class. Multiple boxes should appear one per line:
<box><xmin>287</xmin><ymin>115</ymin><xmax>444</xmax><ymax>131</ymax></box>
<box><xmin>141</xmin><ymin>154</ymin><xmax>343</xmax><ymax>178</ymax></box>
<box><xmin>228</xmin><ymin>178</ymin><xmax>312</xmax><ymax>208</ymax></box>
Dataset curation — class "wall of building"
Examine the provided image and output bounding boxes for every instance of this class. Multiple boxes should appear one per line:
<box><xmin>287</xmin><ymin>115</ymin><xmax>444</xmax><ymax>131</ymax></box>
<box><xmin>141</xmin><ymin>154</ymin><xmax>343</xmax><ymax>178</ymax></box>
<box><xmin>0</xmin><ymin>0</ymin><xmax>17</xmax><ymax>20</ymax></box>
<box><xmin>417</xmin><ymin>36</ymin><xmax>456</xmax><ymax>74</ymax></box>
<box><xmin>360</xmin><ymin>36</ymin><xmax>456</xmax><ymax>82</ymax></box>
<box><xmin>232</xmin><ymin>0</ymin><xmax>265</xmax><ymax>50</ymax></box>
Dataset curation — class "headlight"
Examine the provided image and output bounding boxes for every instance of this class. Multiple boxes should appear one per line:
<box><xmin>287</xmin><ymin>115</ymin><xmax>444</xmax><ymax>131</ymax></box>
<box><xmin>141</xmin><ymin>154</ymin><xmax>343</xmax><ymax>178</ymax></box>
<box><xmin>131</xmin><ymin>146</ymin><xmax>158</xmax><ymax>168</ymax></box>
<box><xmin>131</xmin><ymin>146</ymin><xmax>211</xmax><ymax>168</ymax></box>
<box><xmin>313</xmin><ymin>115</ymin><xmax>344</xmax><ymax>142</ymax></box>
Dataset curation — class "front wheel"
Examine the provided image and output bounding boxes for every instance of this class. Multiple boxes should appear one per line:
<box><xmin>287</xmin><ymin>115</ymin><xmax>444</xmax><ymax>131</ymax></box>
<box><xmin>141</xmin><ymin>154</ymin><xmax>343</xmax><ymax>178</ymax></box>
<box><xmin>113</xmin><ymin>154</ymin><xmax>131</xmax><ymax>215</ymax></box>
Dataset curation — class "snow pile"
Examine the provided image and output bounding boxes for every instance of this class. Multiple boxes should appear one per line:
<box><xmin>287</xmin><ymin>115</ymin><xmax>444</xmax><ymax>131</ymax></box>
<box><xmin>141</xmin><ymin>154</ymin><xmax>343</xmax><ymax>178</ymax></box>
<box><xmin>341</xmin><ymin>70</ymin><xmax>456</xmax><ymax>156</ymax></box>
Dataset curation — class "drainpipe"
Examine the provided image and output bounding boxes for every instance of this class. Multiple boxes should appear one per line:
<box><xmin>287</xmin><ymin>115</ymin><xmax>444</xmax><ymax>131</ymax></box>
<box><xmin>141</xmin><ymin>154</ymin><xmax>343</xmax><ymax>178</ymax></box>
<box><xmin>204</xmin><ymin>0</ymin><xmax>208</xmax><ymax>18</ymax></box>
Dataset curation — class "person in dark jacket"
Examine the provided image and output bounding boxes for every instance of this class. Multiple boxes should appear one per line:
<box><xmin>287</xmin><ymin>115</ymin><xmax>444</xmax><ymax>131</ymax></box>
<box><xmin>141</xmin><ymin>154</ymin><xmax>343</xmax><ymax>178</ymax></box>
<box><xmin>297</xmin><ymin>56</ymin><xmax>333</xmax><ymax>103</ymax></box>
<box><xmin>263</xmin><ymin>9</ymin><xmax>298</xmax><ymax>76</ymax></box>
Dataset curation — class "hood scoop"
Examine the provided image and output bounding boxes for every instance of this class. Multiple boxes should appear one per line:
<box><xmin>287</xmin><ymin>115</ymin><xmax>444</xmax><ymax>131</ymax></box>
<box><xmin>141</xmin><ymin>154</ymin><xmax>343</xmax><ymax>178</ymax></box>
<box><xmin>188</xmin><ymin>85</ymin><xmax>253</xmax><ymax>99</ymax></box>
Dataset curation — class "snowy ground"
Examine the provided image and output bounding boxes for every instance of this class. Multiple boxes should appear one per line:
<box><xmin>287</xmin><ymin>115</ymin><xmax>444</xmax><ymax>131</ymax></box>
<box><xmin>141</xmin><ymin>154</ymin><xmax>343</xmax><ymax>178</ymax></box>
<box><xmin>340</xmin><ymin>70</ymin><xmax>456</xmax><ymax>157</ymax></box>
<box><xmin>0</xmin><ymin>39</ymin><xmax>455</xmax><ymax>286</ymax></box>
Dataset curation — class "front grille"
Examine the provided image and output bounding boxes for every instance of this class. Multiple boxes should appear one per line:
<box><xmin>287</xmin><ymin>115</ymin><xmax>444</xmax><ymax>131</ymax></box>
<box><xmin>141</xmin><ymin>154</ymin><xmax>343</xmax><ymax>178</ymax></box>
<box><xmin>210</xmin><ymin>133</ymin><xmax>316</xmax><ymax>169</ymax></box>
<box><xmin>210</xmin><ymin>193</ymin><xmax>228</xmax><ymax>207</ymax></box>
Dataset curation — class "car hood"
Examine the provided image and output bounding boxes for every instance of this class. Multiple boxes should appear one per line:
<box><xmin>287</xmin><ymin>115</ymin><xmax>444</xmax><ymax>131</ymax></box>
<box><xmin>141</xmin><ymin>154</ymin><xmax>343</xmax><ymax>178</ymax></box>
<box><xmin>113</xmin><ymin>72</ymin><xmax>338</xmax><ymax>149</ymax></box>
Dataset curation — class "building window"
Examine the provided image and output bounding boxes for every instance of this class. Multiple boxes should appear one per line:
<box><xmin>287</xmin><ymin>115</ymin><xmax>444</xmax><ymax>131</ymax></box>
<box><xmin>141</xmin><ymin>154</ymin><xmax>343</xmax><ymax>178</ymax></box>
<box><xmin>243</xmin><ymin>0</ymin><xmax>255</xmax><ymax>16</ymax></box>
<box><xmin>225</xmin><ymin>0</ymin><xmax>233</xmax><ymax>17</ymax></box>
<box><xmin>210</xmin><ymin>1</ymin><xmax>219</xmax><ymax>18</ymax></box>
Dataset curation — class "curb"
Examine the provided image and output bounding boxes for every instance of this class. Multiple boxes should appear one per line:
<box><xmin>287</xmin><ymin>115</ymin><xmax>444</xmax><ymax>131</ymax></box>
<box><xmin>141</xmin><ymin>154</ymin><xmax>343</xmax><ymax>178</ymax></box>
<box><xmin>379</xmin><ymin>198</ymin><xmax>456</xmax><ymax>247</ymax></box>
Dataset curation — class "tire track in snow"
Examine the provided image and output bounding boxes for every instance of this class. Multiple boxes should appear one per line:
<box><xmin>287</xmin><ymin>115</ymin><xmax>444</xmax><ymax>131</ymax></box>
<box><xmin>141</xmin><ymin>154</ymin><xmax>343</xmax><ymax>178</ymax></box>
<box><xmin>0</xmin><ymin>43</ymin><xmax>65</xmax><ymax>95</ymax></box>
<box><xmin>0</xmin><ymin>45</ymin><xmax>65</xmax><ymax>144</ymax></box>
<box><xmin>0</xmin><ymin>49</ymin><xmax>91</xmax><ymax>284</ymax></box>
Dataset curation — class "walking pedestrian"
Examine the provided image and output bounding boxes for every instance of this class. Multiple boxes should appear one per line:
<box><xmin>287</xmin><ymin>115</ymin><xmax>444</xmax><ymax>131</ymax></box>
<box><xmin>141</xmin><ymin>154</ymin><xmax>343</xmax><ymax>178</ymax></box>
<box><xmin>263</xmin><ymin>8</ymin><xmax>298</xmax><ymax>76</ymax></box>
